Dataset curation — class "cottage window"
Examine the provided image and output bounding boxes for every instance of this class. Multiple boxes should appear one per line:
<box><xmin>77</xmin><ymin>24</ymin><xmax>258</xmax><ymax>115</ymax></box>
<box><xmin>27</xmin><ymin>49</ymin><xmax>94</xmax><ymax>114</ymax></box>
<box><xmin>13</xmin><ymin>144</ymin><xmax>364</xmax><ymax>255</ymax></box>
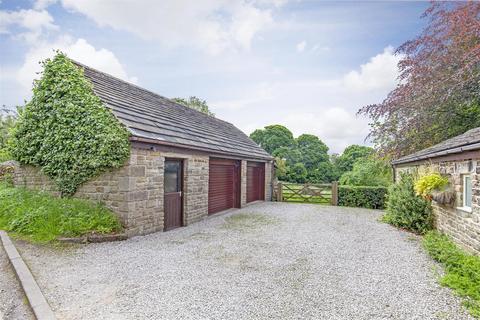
<box><xmin>461</xmin><ymin>174</ymin><xmax>472</xmax><ymax>212</ymax></box>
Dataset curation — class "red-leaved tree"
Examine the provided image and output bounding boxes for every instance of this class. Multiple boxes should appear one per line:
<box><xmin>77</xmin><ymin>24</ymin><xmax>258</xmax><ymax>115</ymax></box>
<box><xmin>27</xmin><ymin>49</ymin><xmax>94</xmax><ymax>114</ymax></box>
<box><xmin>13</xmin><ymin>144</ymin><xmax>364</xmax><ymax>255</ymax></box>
<box><xmin>359</xmin><ymin>1</ymin><xmax>480</xmax><ymax>158</ymax></box>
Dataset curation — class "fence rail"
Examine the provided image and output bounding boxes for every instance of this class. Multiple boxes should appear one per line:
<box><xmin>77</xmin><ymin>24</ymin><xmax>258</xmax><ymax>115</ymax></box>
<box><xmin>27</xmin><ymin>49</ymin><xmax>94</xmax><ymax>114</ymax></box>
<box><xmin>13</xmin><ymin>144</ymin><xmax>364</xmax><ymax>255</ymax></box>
<box><xmin>275</xmin><ymin>181</ymin><xmax>338</xmax><ymax>205</ymax></box>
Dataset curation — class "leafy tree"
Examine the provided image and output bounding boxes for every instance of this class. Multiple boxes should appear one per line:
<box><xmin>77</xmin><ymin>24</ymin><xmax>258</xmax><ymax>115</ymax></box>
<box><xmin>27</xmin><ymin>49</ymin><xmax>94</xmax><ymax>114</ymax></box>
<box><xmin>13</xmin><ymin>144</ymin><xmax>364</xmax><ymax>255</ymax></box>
<box><xmin>9</xmin><ymin>53</ymin><xmax>130</xmax><ymax>196</ymax></box>
<box><xmin>172</xmin><ymin>96</ymin><xmax>215</xmax><ymax>116</ymax></box>
<box><xmin>271</xmin><ymin>146</ymin><xmax>300</xmax><ymax>165</ymax></box>
<box><xmin>339</xmin><ymin>157</ymin><xmax>392</xmax><ymax>187</ymax></box>
<box><xmin>274</xmin><ymin>157</ymin><xmax>288</xmax><ymax>181</ymax></box>
<box><xmin>296</xmin><ymin>134</ymin><xmax>329</xmax><ymax>170</ymax></box>
<box><xmin>286</xmin><ymin>163</ymin><xmax>307</xmax><ymax>183</ymax></box>
<box><xmin>334</xmin><ymin>145</ymin><xmax>374</xmax><ymax>175</ymax></box>
<box><xmin>359</xmin><ymin>2</ymin><xmax>480</xmax><ymax>157</ymax></box>
<box><xmin>0</xmin><ymin>108</ymin><xmax>16</xmax><ymax>162</ymax></box>
<box><xmin>308</xmin><ymin>161</ymin><xmax>337</xmax><ymax>183</ymax></box>
<box><xmin>250</xmin><ymin>125</ymin><xmax>295</xmax><ymax>154</ymax></box>
<box><xmin>0</xmin><ymin>111</ymin><xmax>16</xmax><ymax>149</ymax></box>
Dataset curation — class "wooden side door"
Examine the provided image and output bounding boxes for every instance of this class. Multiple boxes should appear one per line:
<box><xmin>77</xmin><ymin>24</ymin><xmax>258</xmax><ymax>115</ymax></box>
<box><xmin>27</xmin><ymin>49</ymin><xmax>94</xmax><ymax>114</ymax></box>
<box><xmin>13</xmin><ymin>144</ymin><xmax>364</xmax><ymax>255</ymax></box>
<box><xmin>164</xmin><ymin>159</ymin><xmax>183</xmax><ymax>231</ymax></box>
<box><xmin>247</xmin><ymin>162</ymin><xmax>265</xmax><ymax>203</ymax></box>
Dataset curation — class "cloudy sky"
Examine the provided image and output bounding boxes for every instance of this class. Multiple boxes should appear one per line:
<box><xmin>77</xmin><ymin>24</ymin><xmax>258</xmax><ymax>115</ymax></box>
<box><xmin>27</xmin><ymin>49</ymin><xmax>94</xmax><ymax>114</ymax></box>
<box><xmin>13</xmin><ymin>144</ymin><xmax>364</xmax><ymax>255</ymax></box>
<box><xmin>0</xmin><ymin>0</ymin><xmax>428</xmax><ymax>153</ymax></box>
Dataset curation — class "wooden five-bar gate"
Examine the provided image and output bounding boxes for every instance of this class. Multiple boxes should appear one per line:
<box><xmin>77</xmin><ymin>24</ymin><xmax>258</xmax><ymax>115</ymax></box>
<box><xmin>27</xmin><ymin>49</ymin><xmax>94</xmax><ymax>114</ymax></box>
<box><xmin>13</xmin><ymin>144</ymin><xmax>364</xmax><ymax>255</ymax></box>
<box><xmin>275</xmin><ymin>181</ymin><xmax>338</xmax><ymax>205</ymax></box>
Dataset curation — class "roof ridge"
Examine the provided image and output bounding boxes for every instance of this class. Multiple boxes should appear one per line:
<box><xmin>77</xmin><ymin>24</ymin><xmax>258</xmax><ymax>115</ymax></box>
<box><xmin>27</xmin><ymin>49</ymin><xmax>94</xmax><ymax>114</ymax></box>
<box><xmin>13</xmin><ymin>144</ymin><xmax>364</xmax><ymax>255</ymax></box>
<box><xmin>70</xmin><ymin>59</ymin><xmax>236</xmax><ymax>128</ymax></box>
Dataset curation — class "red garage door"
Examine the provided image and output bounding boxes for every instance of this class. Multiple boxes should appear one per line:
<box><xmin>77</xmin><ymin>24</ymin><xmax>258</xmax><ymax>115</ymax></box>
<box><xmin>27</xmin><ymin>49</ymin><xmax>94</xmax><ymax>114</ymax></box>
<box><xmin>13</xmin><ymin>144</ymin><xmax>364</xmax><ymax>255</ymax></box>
<box><xmin>247</xmin><ymin>162</ymin><xmax>265</xmax><ymax>203</ymax></box>
<box><xmin>208</xmin><ymin>158</ymin><xmax>241</xmax><ymax>214</ymax></box>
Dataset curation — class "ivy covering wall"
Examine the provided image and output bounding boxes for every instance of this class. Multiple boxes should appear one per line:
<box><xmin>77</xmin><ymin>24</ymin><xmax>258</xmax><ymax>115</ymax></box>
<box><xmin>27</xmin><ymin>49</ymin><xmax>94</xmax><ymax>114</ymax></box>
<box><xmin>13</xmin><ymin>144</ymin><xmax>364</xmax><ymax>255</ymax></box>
<box><xmin>9</xmin><ymin>53</ymin><xmax>130</xmax><ymax>196</ymax></box>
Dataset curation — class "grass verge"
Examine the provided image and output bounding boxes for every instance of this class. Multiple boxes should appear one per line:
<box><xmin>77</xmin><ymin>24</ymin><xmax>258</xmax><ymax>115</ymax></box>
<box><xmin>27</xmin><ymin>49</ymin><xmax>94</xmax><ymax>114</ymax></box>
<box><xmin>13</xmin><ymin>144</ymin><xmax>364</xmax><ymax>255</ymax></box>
<box><xmin>0</xmin><ymin>184</ymin><xmax>122</xmax><ymax>243</ymax></box>
<box><xmin>423</xmin><ymin>231</ymin><xmax>480</xmax><ymax>318</ymax></box>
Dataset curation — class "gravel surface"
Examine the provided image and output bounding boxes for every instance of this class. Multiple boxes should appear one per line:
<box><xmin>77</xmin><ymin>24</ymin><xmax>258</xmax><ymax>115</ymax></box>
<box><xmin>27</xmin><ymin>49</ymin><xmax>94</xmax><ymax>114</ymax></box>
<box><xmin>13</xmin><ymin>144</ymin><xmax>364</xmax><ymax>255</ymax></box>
<box><xmin>17</xmin><ymin>203</ymin><xmax>472</xmax><ymax>320</ymax></box>
<box><xmin>0</xmin><ymin>241</ymin><xmax>34</xmax><ymax>320</ymax></box>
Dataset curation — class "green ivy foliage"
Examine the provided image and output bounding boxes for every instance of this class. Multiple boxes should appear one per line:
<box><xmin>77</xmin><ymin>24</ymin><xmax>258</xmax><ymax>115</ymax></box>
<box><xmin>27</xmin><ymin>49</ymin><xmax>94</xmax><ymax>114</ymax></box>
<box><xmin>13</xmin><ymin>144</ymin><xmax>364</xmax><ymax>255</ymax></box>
<box><xmin>338</xmin><ymin>186</ymin><xmax>388</xmax><ymax>209</ymax></box>
<box><xmin>9</xmin><ymin>53</ymin><xmax>130</xmax><ymax>196</ymax></box>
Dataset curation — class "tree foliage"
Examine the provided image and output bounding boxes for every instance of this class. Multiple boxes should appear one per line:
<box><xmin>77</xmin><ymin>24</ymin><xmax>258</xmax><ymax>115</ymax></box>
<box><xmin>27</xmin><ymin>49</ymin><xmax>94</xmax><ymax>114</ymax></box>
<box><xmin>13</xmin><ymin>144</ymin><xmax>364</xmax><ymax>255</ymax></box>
<box><xmin>250</xmin><ymin>124</ymin><xmax>387</xmax><ymax>185</ymax></box>
<box><xmin>250</xmin><ymin>125</ymin><xmax>334</xmax><ymax>183</ymax></box>
<box><xmin>0</xmin><ymin>108</ymin><xmax>16</xmax><ymax>162</ymax></box>
<box><xmin>9</xmin><ymin>53</ymin><xmax>130</xmax><ymax>196</ymax></box>
<box><xmin>172</xmin><ymin>96</ymin><xmax>215</xmax><ymax>116</ymax></box>
<box><xmin>250</xmin><ymin>125</ymin><xmax>295</xmax><ymax>155</ymax></box>
<box><xmin>333</xmin><ymin>145</ymin><xmax>373</xmax><ymax>176</ymax></box>
<box><xmin>339</xmin><ymin>156</ymin><xmax>392</xmax><ymax>187</ymax></box>
<box><xmin>250</xmin><ymin>124</ymin><xmax>350</xmax><ymax>183</ymax></box>
<box><xmin>359</xmin><ymin>2</ymin><xmax>480</xmax><ymax>157</ymax></box>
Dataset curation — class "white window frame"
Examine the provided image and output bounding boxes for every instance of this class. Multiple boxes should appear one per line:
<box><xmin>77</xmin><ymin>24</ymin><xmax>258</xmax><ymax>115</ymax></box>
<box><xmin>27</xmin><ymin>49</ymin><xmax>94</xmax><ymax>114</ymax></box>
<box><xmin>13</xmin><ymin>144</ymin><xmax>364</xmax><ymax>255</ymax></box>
<box><xmin>459</xmin><ymin>174</ymin><xmax>472</xmax><ymax>213</ymax></box>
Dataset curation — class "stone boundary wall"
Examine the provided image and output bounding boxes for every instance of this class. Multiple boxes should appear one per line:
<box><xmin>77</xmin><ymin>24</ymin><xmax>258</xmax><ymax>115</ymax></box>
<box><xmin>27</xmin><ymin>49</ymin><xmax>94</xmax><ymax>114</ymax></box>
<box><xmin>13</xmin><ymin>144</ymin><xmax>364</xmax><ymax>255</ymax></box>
<box><xmin>395</xmin><ymin>159</ymin><xmax>480</xmax><ymax>255</ymax></box>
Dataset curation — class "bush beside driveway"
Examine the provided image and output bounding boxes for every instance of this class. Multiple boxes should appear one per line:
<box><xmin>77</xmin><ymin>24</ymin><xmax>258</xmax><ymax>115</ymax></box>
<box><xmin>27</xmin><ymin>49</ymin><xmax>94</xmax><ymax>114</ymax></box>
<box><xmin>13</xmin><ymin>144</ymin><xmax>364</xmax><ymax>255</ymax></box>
<box><xmin>16</xmin><ymin>203</ymin><xmax>473</xmax><ymax>320</ymax></box>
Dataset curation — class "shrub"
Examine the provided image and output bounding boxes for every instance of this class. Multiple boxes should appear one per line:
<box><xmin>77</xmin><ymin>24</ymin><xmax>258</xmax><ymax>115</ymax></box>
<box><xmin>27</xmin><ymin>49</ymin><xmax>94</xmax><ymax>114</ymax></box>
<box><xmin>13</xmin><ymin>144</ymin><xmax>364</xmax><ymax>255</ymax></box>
<box><xmin>414</xmin><ymin>172</ymin><xmax>449</xmax><ymax>198</ymax></box>
<box><xmin>338</xmin><ymin>186</ymin><xmax>388</xmax><ymax>209</ymax></box>
<box><xmin>423</xmin><ymin>231</ymin><xmax>480</xmax><ymax>318</ymax></box>
<box><xmin>382</xmin><ymin>174</ymin><xmax>432</xmax><ymax>234</ymax></box>
<box><xmin>8</xmin><ymin>53</ymin><xmax>130</xmax><ymax>196</ymax></box>
<box><xmin>0</xmin><ymin>184</ymin><xmax>122</xmax><ymax>243</ymax></box>
<box><xmin>0</xmin><ymin>148</ymin><xmax>11</xmax><ymax>162</ymax></box>
<box><xmin>339</xmin><ymin>156</ymin><xmax>392</xmax><ymax>187</ymax></box>
<box><xmin>0</xmin><ymin>163</ymin><xmax>14</xmax><ymax>186</ymax></box>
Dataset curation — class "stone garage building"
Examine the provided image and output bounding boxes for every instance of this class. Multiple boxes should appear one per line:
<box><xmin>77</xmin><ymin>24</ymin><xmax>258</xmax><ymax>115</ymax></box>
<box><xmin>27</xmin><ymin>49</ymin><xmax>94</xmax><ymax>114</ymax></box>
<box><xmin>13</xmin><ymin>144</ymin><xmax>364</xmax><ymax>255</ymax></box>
<box><xmin>392</xmin><ymin>128</ymin><xmax>480</xmax><ymax>255</ymax></box>
<box><xmin>13</xmin><ymin>62</ymin><xmax>274</xmax><ymax>236</ymax></box>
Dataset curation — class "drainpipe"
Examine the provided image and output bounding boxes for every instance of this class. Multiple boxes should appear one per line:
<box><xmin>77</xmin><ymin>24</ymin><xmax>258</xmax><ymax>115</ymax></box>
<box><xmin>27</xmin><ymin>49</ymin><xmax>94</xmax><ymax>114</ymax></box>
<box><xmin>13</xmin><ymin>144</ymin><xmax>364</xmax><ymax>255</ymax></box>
<box><xmin>392</xmin><ymin>163</ymin><xmax>396</xmax><ymax>183</ymax></box>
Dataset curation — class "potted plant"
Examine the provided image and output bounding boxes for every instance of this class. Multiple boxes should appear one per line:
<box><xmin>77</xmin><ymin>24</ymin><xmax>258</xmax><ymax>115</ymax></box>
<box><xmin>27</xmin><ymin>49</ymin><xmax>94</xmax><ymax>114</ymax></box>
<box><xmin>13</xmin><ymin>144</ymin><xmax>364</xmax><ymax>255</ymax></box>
<box><xmin>414</xmin><ymin>172</ymin><xmax>454</xmax><ymax>206</ymax></box>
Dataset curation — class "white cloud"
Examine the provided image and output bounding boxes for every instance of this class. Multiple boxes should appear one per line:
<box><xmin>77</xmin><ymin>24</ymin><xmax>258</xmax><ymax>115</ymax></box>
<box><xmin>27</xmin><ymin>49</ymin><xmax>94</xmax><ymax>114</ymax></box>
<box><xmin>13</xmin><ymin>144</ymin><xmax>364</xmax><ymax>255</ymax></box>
<box><xmin>0</xmin><ymin>5</ymin><xmax>137</xmax><ymax>107</ymax></box>
<box><xmin>296</xmin><ymin>40</ymin><xmax>306</xmax><ymax>52</ymax></box>
<box><xmin>213</xmin><ymin>47</ymin><xmax>400</xmax><ymax>153</ymax></box>
<box><xmin>60</xmin><ymin>0</ymin><xmax>277</xmax><ymax>54</ymax></box>
<box><xmin>16</xmin><ymin>37</ymin><xmax>138</xmax><ymax>97</ymax></box>
<box><xmin>34</xmin><ymin>0</ymin><xmax>58</xmax><ymax>10</ymax></box>
<box><xmin>310</xmin><ymin>44</ymin><xmax>330</xmax><ymax>53</ymax></box>
<box><xmin>343</xmin><ymin>46</ymin><xmax>401</xmax><ymax>91</ymax></box>
<box><xmin>0</xmin><ymin>9</ymin><xmax>57</xmax><ymax>42</ymax></box>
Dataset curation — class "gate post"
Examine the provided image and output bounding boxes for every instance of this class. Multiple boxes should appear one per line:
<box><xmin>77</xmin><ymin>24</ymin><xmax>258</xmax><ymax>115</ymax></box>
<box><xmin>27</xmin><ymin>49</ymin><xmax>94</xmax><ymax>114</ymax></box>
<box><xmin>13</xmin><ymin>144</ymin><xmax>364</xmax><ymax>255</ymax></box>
<box><xmin>277</xmin><ymin>182</ymin><xmax>283</xmax><ymax>202</ymax></box>
<box><xmin>331</xmin><ymin>181</ymin><xmax>338</xmax><ymax>206</ymax></box>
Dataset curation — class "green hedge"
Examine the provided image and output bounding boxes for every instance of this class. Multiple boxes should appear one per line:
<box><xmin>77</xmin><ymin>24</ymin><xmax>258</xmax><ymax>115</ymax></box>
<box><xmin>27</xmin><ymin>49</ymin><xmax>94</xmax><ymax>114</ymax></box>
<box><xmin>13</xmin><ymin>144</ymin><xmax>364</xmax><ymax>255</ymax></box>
<box><xmin>338</xmin><ymin>186</ymin><xmax>388</xmax><ymax>209</ymax></box>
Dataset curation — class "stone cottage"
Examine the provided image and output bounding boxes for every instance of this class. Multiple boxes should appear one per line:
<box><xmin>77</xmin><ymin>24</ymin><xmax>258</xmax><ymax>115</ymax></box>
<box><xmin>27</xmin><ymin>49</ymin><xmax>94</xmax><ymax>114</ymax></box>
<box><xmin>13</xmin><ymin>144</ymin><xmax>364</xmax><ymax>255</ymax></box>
<box><xmin>13</xmin><ymin>62</ymin><xmax>274</xmax><ymax>236</ymax></box>
<box><xmin>392</xmin><ymin>128</ymin><xmax>480</xmax><ymax>254</ymax></box>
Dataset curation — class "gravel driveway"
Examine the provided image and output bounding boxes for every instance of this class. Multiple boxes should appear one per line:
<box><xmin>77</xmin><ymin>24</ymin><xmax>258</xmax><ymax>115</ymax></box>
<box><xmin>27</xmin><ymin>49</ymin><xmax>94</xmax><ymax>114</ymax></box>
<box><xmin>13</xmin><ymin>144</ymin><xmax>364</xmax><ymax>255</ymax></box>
<box><xmin>16</xmin><ymin>203</ymin><xmax>472</xmax><ymax>320</ymax></box>
<box><xmin>0</xmin><ymin>242</ymin><xmax>34</xmax><ymax>320</ymax></box>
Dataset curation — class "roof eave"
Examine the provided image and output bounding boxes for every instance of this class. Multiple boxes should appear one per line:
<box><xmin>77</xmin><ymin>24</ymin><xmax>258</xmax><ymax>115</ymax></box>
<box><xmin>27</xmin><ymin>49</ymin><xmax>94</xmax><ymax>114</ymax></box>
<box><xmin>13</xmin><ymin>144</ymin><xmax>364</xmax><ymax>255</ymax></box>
<box><xmin>129</xmin><ymin>136</ymin><xmax>274</xmax><ymax>161</ymax></box>
<box><xmin>392</xmin><ymin>142</ymin><xmax>480</xmax><ymax>166</ymax></box>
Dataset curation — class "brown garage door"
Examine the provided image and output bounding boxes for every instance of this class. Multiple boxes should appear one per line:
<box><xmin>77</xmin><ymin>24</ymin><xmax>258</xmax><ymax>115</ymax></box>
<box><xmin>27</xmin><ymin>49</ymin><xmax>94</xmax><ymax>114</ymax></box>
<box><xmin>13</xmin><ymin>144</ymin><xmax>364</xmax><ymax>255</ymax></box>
<box><xmin>247</xmin><ymin>161</ymin><xmax>265</xmax><ymax>203</ymax></box>
<box><xmin>208</xmin><ymin>158</ymin><xmax>241</xmax><ymax>214</ymax></box>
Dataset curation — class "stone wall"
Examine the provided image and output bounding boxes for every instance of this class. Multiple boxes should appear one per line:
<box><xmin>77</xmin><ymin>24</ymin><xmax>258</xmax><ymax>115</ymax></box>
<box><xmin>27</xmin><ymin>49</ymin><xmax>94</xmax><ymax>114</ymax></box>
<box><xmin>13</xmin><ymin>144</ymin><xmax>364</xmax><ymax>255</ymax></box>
<box><xmin>240</xmin><ymin>160</ymin><xmax>247</xmax><ymax>207</ymax></box>
<box><xmin>181</xmin><ymin>155</ymin><xmax>209</xmax><ymax>225</ymax></box>
<box><xmin>265</xmin><ymin>161</ymin><xmax>273</xmax><ymax>201</ymax></box>
<box><xmin>13</xmin><ymin>148</ymin><xmax>164</xmax><ymax>236</ymax></box>
<box><xmin>13</xmin><ymin>147</ymin><xmax>272</xmax><ymax>236</ymax></box>
<box><xmin>395</xmin><ymin>159</ymin><xmax>480</xmax><ymax>255</ymax></box>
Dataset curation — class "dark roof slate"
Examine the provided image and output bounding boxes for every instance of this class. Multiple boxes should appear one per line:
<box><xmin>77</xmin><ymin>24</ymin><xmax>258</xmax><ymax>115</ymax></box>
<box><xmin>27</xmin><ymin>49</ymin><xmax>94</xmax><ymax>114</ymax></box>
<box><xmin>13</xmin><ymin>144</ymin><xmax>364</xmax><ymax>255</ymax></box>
<box><xmin>74</xmin><ymin>61</ymin><xmax>272</xmax><ymax>160</ymax></box>
<box><xmin>392</xmin><ymin>127</ymin><xmax>480</xmax><ymax>165</ymax></box>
